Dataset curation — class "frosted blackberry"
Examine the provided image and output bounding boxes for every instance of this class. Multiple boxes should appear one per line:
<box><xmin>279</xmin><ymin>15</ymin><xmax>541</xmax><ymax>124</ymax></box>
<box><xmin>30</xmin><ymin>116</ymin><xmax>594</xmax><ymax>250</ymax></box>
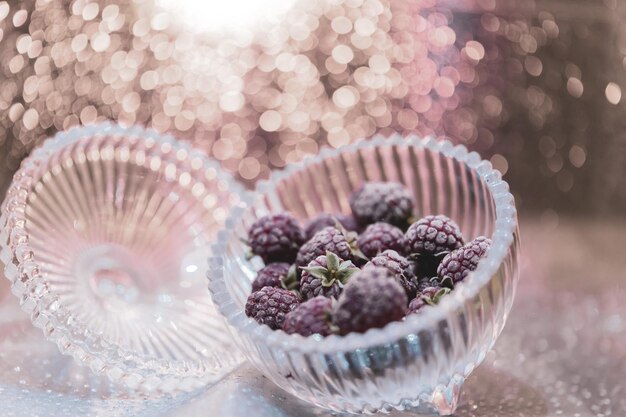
<box><xmin>357</xmin><ymin>222</ymin><xmax>406</xmax><ymax>259</ymax></box>
<box><xmin>296</xmin><ymin>226</ymin><xmax>363</xmax><ymax>270</ymax></box>
<box><xmin>437</xmin><ymin>236</ymin><xmax>492</xmax><ymax>284</ymax></box>
<box><xmin>282</xmin><ymin>296</ymin><xmax>333</xmax><ymax>337</ymax></box>
<box><xmin>333</xmin><ymin>267</ymin><xmax>407</xmax><ymax>335</ymax></box>
<box><xmin>405</xmin><ymin>214</ymin><xmax>464</xmax><ymax>256</ymax></box>
<box><xmin>304</xmin><ymin>213</ymin><xmax>359</xmax><ymax>240</ymax></box>
<box><xmin>300</xmin><ymin>251</ymin><xmax>359</xmax><ymax>300</ymax></box>
<box><xmin>349</xmin><ymin>182</ymin><xmax>414</xmax><ymax>229</ymax></box>
<box><xmin>366</xmin><ymin>249</ymin><xmax>418</xmax><ymax>299</ymax></box>
<box><xmin>248</xmin><ymin>214</ymin><xmax>305</xmax><ymax>263</ymax></box>
<box><xmin>245</xmin><ymin>287</ymin><xmax>301</xmax><ymax>330</ymax></box>
<box><xmin>251</xmin><ymin>263</ymin><xmax>290</xmax><ymax>292</ymax></box>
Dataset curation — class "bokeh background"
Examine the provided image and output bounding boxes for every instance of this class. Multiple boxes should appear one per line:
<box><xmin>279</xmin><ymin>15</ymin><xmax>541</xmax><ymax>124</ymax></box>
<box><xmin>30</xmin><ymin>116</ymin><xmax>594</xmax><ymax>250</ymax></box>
<box><xmin>2</xmin><ymin>0</ymin><xmax>625</xmax><ymax>219</ymax></box>
<box><xmin>1</xmin><ymin>1</ymin><xmax>625</xmax><ymax>416</ymax></box>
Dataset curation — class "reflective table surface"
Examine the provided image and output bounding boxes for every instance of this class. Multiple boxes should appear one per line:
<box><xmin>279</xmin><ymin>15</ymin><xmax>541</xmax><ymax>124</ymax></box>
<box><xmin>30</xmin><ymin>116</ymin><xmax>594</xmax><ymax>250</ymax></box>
<box><xmin>0</xmin><ymin>218</ymin><xmax>624</xmax><ymax>417</ymax></box>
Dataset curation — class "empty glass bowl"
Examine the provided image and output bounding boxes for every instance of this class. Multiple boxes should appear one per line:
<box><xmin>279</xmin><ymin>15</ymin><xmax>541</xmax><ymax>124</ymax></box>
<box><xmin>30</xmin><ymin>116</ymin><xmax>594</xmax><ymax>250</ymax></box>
<box><xmin>208</xmin><ymin>134</ymin><xmax>520</xmax><ymax>415</ymax></box>
<box><xmin>0</xmin><ymin>122</ymin><xmax>244</xmax><ymax>393</ymax></box>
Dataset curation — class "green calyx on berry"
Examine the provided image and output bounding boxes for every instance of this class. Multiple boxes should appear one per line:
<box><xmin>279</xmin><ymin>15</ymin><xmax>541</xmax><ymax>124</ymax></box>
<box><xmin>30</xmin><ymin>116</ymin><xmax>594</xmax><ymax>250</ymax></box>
<box><xmin>439</xmin><ymin>276</ymin><xmax>454</xmax><ymax>289</ymax></box>
<box><xmin>281</xmin><ymin>264</ymin><xmax>300</xmax><ymax>291</ymax></box>
<box><xmin>338</xmin><ymin>224</ymin><xmax>369</xmax><ymax>262</ymax></box>
<box><xmin>423</xmin><ymin>287</ymin><xmax>451</xmax><ymax>306</ymax></box>
<box><xmin>301</xmin><ymin>251</ymin><xmax>359</xmax><ymax>288</ymax></box>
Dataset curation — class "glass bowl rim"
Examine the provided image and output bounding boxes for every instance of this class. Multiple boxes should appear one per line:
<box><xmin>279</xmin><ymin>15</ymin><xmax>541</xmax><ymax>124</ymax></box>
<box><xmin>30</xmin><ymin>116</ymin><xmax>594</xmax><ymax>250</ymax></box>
<box><xmin>207</xmin><ymin>133</ymin><xmax>518</xmax><ymax>353</ymax></box>
<box><xmin>0</xmin><ymin>121</ymin><xmax>245</xmax><ymax>388</ymax></box>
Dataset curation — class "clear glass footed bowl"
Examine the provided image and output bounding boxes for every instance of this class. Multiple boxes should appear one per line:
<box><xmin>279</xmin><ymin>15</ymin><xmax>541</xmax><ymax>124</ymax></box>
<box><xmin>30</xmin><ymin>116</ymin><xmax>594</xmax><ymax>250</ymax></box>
<box><xmin>208</xmin><ymin>134</ymin><xmax>520</xmax><ymax>415</ymax></box>
<box><xmin>0</xmin><ymin>122</ymin><xmax>245</xmax><ymax>393</ymax></box>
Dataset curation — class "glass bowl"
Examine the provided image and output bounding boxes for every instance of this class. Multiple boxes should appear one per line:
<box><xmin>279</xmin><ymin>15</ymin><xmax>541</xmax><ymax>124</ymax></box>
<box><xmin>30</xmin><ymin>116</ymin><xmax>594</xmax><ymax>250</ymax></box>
<box><xmin>208</xmin><ymin>134</ymin><xmax>520</xmax><ymax>415</ymax></box>
<box><xmin>0</xmin><ymin>122</ymin><xmax>245</xmax><ymax>393</ymax></box>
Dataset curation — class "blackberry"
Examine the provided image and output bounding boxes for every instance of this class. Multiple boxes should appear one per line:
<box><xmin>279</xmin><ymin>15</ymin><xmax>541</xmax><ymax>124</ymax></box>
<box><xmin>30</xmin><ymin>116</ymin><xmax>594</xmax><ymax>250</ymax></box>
<box><xmin>405</xmin><ymin>214</ymin><xmax>464</xmax><ymax>256</ymax></box>
<box><xmin>304</xmin><ymin>213</ymin><xmax>359</xmax><ymax>240</ymax></box>
<box><xmin>248</xmin><ymin>214</ymin><xmax>305</xmax><ymax>263</ymax></box>
<box><xmin>333</xmin><ymin>267</ymin><xmax>407</xmax><ymax>335</ymax></box>
<box><xmin>296</xmin><ymin>226</ymin><xmax>364</xmax><ymax>270</ymax></box>
<box><xmin>437</xmin><ymin>236</ymin><xmax>492</xmax><ymax>284</ymax></box>
<box><xmin>349</xmin><ymin>182</ymin><xmax>414</xmax><ymax>229</ymax></box>
<box><xmin>366</xmin><ymin>249</ymin><xmax>418</xmax><ymax>299</ymax></box>
<box><xmin>406</xmin><ymin>297</ymin><xmax>426</xmax><ymax>315</ymax></box>
<box><xmin>251</xmin><ymin>263</ymin><xmax>290</xmax><ymax>292</ymax></box>
<box><xmin>300</xmin><ymin>251</ymin><xmax>359</xmax><ymax>300</ymax></box>
<box><xmin>357</xmin><ymin>222</ymin><xmax>406</xmax><ymax>259</ymax></box>
<box><xmin>245</xmin><ymin>287</ymin><xmax>301</xmax><ymax>330</ymax></box>
<box><xmin>406</xmin><ymin>285</ymin><xmax>450</xmax><ymax>315</ymax></box>
<box><xmin>282</xmin><ymin>296</ymin><xmax>333</xmax><ymax>337</ymax></box>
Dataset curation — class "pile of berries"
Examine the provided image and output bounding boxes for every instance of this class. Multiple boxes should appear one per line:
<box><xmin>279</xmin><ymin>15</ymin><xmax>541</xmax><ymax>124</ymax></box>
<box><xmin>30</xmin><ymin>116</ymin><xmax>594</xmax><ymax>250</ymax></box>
<box><xmin>244</xmin><ymin>181</ymin><xmax>492</xmax><ymax>337</ymax></box>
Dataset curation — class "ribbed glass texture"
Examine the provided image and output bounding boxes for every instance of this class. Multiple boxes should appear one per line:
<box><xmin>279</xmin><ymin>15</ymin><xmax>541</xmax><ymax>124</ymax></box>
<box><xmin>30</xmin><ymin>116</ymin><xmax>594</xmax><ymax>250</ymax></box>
<box><xmin>208</xmin><ymin>134</ymin><xmax>520</xmax><ymax>415</ymax></box>
<box><xmin>0</xmin><ymin>123</ymin><xmax>244</xmax><ymax>393</ymax></box>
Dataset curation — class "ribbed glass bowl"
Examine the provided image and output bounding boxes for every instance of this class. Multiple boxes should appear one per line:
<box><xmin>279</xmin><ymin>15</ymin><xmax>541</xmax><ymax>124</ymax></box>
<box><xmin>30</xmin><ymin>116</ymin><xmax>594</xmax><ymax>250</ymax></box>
<box><xmin>0</xmin><ymin>122</ymin><xmax>244</xmax><ymax>393</ymax></box>
<box><xmin>208</xmin><ymin>134</ymin><xmax>520</xmax><ymax>415</ymax></box>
